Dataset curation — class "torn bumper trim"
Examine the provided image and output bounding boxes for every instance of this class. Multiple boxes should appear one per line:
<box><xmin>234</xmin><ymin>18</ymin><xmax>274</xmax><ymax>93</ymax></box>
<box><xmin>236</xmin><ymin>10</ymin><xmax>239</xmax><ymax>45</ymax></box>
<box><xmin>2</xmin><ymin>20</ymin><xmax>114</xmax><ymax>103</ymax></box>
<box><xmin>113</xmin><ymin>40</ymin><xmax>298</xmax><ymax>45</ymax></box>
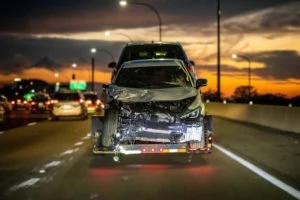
<box><xmin>93</xmin><ymin>144</ymin><xmax>211</xmax><ymax>155</ymax></box>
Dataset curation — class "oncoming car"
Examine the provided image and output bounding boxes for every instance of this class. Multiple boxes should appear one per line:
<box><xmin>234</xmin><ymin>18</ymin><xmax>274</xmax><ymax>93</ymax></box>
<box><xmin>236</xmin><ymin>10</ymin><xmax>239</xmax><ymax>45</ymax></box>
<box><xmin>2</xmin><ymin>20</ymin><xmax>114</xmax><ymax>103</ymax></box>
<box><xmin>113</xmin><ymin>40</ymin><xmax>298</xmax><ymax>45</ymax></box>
<box><xmin>49</xmin><ymin>91</ymin><xmax>88</xmax><ymax>120</ymax></box>
<box><xmin>92</xmin><ymin>59</ymin><xmax>213</xmax><ymax>162</ymax></box>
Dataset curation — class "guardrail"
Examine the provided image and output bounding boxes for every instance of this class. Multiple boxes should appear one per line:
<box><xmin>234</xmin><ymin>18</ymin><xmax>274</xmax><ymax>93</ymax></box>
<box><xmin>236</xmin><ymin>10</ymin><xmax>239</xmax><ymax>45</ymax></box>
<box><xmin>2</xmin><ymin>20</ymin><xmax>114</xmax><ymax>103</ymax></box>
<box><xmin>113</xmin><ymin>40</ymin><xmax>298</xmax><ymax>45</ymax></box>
<box><xmin>205</xmin><ymin>102</ymin><xmax>300</xmax><ymax>134</ymax></box>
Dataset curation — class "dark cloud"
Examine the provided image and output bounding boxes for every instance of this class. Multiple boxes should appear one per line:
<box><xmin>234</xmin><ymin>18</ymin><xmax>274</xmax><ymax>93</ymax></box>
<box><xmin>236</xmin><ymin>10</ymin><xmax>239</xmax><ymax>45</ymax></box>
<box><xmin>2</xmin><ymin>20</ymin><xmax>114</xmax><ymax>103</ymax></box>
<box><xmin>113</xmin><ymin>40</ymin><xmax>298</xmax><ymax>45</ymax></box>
<box><xmin>198</xmin><ymin>50</ymin><xmax>300</xmax><ymax>80</ymax></box>
<box><xmin>0</xmin><ymin>35</ymin><xmax>124</xmax><ymax>74</ymax></box>
<box><xmin>250</xmin><ymin>50</ymin><xmax>300</xmax><ymax>80</ymax></box>
<box><xmin>0</xmin><ymin>0</ymin><xmax>298</xmax><ymax>34</ymax></box>
<box><xmin>221</xmin><ymin>1</ymin><xmax>300</xmax><ymax>34</ymax></box>
<box><xmin>199</xmin><ymin>64</ymin><xmax>245</xmax><ymax>73</ymax></box>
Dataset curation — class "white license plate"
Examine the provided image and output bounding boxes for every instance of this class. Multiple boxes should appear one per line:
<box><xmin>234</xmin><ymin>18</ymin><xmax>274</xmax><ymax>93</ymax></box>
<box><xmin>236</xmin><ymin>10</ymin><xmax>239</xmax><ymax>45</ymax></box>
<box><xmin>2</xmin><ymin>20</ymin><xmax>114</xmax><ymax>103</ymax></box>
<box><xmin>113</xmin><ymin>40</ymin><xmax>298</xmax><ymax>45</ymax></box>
<box><xmin>63</xmin><ymin>105</ymin><xmax>72</xmax><ymax>109</ymax></box>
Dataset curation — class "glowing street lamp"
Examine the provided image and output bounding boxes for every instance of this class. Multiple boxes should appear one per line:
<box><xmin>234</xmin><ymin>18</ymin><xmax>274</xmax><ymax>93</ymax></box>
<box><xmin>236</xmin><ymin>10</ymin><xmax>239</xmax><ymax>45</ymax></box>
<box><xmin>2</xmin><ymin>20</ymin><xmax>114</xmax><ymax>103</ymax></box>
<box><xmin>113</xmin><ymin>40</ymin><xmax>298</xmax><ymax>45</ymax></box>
<box><xmin>54</xmin><ymin>72</ymin><xmax>69</xmax><ymax>81</ymax></box>
<box><xmin>119</xmin><ymin>0</ymin><xmax>162</xmax><ymax>41</ymax></box>
<box><xmin>119</xmin><ymin>0</ymin><xmax>127</xmax><ymax>6</ymax></box>
<box><xmin>91</xmin><ymin>48</ymin><xmax>97</xmax><ymax>54</ymax></box>
<box><xmin>54</xmin><ymin>72</ymin><xmax>59</xmax><ymax>78</ymax></box>
<box><xmin>104</xmin><ymin>31</ymin><xmax>133</xmax><ymax>42</ymax></box>
<box><xmin>232</xmin><ymin>53</ymin><xmax>252</xmax><ymax>101</ymax></box>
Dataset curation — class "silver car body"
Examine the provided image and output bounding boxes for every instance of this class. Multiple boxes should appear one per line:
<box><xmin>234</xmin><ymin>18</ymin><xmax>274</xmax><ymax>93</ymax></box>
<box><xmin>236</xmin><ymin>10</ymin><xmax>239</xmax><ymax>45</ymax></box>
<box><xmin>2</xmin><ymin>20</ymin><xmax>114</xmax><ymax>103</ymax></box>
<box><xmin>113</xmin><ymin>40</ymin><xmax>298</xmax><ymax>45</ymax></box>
<box><xmin>50</xmin><ymin>91</ymin><xmax>87</xmax><ymax>119</ymax></box>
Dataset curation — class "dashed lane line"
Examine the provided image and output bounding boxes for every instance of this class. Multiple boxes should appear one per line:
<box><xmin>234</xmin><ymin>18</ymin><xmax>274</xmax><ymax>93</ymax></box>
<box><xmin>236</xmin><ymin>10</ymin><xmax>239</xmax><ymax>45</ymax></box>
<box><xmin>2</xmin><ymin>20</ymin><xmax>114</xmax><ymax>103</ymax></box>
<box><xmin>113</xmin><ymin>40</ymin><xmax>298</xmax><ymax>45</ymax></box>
<box><xmin>27</xmin><ymin>122</ymin><xmax>37</xmax><ymax>126</ymax></box>
<box><xmin>10</xmin><ymin>178</ymin><xmax>40</xmax><ymax>191</ymax></box>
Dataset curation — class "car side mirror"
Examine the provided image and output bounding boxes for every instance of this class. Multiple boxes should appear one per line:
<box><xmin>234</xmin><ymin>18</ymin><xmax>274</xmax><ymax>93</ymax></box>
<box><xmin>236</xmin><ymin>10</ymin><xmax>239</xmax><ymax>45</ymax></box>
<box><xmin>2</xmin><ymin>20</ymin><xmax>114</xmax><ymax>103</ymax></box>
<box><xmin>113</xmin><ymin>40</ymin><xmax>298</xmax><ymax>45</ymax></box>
<box><xmin>196</xmin><ymin>78</ymin><xmax>207</xmax><ymax>88</ymax></box>
<box><xmin>108</xmin><ymin>62</ymin><xmax>116</xmax><ymax>68</ymax></box>
<box><xmin>102</xmin><ymin>84</ymin><xmax>109</xmax><ymax>89</ymax></box>
<box><xmin>189</xmin><ymin>60</ymin><xmax>195</xmax><ymax>66</ymax></box>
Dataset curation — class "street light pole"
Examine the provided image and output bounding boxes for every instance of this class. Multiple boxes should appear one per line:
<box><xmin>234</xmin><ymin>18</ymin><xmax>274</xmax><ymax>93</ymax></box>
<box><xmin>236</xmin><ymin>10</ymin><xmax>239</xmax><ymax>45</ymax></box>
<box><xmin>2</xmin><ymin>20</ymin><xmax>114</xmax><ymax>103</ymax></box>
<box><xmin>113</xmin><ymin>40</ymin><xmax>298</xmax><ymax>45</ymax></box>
<box><xmin>232</xmin><ymin>54</ymin><xmax>252</xmax><ymax>101</ymax></box>
<box><xmin>217</xmin><ymin>0</ymin><xmax>221</xmax><ymax>100</ymax></box>
<box><xmin>71</xmin><ymin>63</ymin><xmax>77</xmax><ymax>80</ymax></box>
<box><xmin>120</xmin><ymin>0</ymin><xmax>162</xmax><ymax>41</ymax></box>
<box><xmin>90</xmin><ymin>48</ymin><xmax>115</xmax><ymax>91</ymax></box>
<box><xmin>90</xmin><ymin>48</ymin><xmax>96</xmax><ymax>92</ymax></box>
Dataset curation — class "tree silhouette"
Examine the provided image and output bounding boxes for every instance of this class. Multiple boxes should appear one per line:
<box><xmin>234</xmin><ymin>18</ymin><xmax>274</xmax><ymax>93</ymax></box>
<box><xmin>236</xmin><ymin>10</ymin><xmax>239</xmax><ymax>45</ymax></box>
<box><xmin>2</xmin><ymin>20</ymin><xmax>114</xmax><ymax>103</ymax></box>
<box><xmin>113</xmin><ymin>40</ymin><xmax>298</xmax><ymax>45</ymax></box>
<box><xmin>232</xmin><ymin>86</ymin><xmax>257</xmax><ymax>102</ymax></box>
<box><xmin>202</xmin><ymin>89</ymin><xmax>222</xmax><ymax>101</ymax></box>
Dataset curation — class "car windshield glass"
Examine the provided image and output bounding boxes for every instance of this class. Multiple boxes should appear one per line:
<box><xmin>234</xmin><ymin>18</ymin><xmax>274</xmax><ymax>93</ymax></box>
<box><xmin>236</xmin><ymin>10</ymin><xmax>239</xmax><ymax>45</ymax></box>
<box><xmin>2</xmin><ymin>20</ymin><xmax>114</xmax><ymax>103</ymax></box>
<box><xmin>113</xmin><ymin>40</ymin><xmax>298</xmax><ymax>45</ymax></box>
<box><xmin>115</xmin><ymin>66</ymin><xmax>192</xmax><ymax>89</ymax></box>
<box><xmin>121</xmin><ymin>45</ymin><xmax>185</xmax><ymax>62</ymax></box>
<box><xmin>54</xmin><ymin>93</ymin><xmax>80</xmax><ymax>101</ymax></box>
<box><xmin>32</xmin><ymin>95</ymin><xmax>48</xmax><ymax>101</ymax></box>
<box><xmin>84</xmin><ymin>94</ymin><xmax>97</xmax><ymax>101</ymax></box>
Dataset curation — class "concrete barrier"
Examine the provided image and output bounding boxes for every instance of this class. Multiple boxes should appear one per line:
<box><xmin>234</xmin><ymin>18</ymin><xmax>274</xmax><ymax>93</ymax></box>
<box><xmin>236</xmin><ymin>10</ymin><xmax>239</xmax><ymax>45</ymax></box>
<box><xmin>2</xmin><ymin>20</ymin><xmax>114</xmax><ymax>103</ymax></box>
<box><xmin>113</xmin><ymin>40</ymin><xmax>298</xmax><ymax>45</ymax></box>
<box><xmin>205</xmin><ymin>102</ymin><xmax>300</xmax><ymax>134</ymax></box>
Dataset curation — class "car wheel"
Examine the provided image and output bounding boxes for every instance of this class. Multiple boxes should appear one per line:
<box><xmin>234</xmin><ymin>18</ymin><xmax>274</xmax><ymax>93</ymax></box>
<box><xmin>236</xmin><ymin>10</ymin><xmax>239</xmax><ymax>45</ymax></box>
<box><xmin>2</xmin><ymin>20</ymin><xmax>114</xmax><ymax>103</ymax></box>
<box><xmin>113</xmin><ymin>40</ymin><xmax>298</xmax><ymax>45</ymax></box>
<box><xmin>50</xmin><ymin>114</ymin><xmax>58</xmax><ymax>121</ymax></box>
<box><xmin>101</xmin><ymin>110</ymin><xmax>118</xmax><ymax>147</ymax></box>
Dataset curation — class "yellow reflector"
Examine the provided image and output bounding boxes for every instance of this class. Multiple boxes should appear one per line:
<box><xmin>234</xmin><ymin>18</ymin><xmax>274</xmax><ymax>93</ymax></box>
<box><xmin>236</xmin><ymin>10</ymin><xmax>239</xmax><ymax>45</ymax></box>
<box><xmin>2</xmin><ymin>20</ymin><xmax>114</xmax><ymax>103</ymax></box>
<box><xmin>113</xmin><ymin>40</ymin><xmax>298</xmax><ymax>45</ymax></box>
<box><xmin>162</xmin><ymin>149</ymin><xmax>169</xmax><ymax>153</ymax></box>
<box><xmin>178</xmin><ymin>149</ymin><xmax>186</xmax><ymax>153</ymax></box>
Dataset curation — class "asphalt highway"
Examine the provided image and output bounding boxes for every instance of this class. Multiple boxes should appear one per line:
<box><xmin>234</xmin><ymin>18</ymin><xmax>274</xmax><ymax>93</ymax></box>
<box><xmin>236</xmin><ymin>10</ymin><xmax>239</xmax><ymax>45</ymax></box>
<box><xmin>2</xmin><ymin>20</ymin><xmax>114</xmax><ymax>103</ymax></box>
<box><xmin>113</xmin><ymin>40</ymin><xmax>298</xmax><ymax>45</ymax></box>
<box><xmin>0</xmin><ymin>116</ymin><xmax>299</xmax><ymax>200</ymax></box>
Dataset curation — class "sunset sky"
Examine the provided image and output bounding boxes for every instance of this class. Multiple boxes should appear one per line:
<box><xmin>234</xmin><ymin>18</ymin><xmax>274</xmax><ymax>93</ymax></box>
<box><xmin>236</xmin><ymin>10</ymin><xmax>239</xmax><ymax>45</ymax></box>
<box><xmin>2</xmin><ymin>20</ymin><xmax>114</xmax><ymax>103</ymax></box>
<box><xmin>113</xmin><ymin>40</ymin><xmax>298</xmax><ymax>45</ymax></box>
<box><xmin>0</xmin><ymin>0</ymin><xmax>299</xmax><ymax>97</ymax></box>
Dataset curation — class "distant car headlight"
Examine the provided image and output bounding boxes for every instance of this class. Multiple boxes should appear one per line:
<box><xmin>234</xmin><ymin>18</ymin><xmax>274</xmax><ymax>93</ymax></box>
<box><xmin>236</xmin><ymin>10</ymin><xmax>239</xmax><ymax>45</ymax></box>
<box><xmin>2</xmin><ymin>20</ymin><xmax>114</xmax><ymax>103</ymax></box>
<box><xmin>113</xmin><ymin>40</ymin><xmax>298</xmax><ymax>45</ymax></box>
<box><xmin>180</xmin><ymin>107</ymin><xmax>200</xmax><ymax>119</ymax></box>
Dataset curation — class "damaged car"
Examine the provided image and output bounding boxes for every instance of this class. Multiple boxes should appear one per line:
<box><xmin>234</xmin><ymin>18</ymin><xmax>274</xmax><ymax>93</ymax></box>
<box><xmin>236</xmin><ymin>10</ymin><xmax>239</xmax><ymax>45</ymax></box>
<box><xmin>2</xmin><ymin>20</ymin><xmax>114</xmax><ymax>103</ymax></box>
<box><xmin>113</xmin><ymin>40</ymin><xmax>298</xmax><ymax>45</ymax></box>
<box><xmin>92</xmin><ymin>59</ymin><xmax>212</xmax><ymax>161</ymax></box>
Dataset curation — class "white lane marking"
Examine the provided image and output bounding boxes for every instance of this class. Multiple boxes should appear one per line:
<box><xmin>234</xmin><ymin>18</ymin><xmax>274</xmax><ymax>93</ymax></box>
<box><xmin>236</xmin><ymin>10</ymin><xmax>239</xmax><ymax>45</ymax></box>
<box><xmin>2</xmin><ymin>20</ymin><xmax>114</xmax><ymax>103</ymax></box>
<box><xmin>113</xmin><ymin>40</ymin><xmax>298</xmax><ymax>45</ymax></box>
<box><xmin>213</xmin><ymin>144</ymin><xmax>300</xmax><ymax>199</ymax></box>
<box><xmin>74</xmin><ymin>141</ymin><xmax>84</xmax><ymax>146</ymax></box>
<box><xmin>0</xmin><ymin>131</ymin><xmax>5</xmax><ymax>135</ymax></box>
<box><xmin>59</xmin><ymin>148</ymin><xmax>79</xmax><ymax>156</ymax></box>
<box><xmin>27</xmin><ymin>122</ymin><xmax>37</xmax><ymax>126</ymax></box>
<box><xmin>60</xmin><ymin>149</ymin><xmax>74</xmax><ymax>156</ymax></box>
<box><xmin>44</xmin><ymin>161</ymin><xmax>61</xmax><ymax>169</ymax></box>
<box><xmin>81</xmin><ymin>133</ymin><xmax>91</xmax><ymax>140</ymax></box>
<box><xmin>10</xmin><ymin>178</ymin><xmax>40</xmax><ymax>191</ymax></box>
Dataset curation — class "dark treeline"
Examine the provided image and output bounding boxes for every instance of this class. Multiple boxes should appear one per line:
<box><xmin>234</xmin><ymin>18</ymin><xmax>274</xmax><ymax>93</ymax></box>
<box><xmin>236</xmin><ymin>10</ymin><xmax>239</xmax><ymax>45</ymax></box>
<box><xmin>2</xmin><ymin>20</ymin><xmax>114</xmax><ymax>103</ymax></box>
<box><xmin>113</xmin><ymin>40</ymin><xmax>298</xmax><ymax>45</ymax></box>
<box><xmin>202</xmin><ymin>86</ymin><xmax>300</xmax><ymax>106</ymax></box>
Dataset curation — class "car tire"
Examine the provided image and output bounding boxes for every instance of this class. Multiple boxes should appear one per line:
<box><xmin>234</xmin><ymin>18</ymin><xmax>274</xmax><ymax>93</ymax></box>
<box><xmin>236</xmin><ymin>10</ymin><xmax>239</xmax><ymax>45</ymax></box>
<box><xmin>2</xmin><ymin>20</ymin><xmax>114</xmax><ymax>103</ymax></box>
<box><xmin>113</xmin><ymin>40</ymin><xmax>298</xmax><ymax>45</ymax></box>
<box><xmin>101</xmin><ymin>110</ymin><xmax>118</xmax><ymax>147</ymax></box>
<box><xmin>50</xmin><ymin>114</ymin><xmax>58</xmax><ymax>121</ymax></box>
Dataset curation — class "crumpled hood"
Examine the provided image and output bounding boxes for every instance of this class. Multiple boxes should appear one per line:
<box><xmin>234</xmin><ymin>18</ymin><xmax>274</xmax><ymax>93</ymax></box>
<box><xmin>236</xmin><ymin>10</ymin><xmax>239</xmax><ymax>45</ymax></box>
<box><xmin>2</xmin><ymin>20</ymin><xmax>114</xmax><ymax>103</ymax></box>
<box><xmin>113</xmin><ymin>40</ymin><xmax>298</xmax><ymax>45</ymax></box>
<box><xmin>109</xmin><ymin>85</ymin><xmax>198</xmax><ymax>103</ymax></box>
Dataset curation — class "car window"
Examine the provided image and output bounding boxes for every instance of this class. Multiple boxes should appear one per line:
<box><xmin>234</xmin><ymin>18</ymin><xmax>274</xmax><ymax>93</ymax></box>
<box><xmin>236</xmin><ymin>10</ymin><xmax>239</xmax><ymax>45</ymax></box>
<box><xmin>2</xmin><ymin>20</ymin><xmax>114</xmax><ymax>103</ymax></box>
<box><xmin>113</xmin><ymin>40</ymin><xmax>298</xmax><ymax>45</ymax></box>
<box><xmin>54</xmin><ymin>93</ymin><xmax>80</xmax><ymax>101</ymax></box>
<box><xmin>32</xmin><ymin>94</ymin><xmax>49</xmax><ymax>101</ymax></box>
<box><xmin>121</xmin><ymin>45</ymin><xmax>185</xmax><ymax>62</ymax></box>
<box><xmin>84</xmin><ymin>94</ymin><xmax>98</xmax><ymax>101</ymax></box>
<box><xmin>115</xmin><ymin>65</ymin><xmax>192</xmax><ymax>89</ymax></box>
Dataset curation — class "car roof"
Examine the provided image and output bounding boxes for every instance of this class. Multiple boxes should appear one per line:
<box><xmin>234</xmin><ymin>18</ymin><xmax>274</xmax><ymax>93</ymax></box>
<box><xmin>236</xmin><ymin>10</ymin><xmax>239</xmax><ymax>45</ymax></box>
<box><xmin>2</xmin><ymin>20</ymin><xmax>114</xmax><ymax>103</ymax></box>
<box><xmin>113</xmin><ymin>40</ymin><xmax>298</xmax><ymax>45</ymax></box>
<box><xmin>125</xmin><ymin>42</ymin><xmax>182</xmax><ymax>46</ymax></box>
<box><xmin>83</xmin><ymin>91</ymin><xmax>97</xmax><ymax>95</ymax></box>
<box><xmin>55</xmin><ymin>91</ymin><xmax>81</xmax><ymax>94</ymax></box>
<box><xmin>121</xmin><ymin>59</ymin><xmax>185</xmax><ymax>69</ymax></box>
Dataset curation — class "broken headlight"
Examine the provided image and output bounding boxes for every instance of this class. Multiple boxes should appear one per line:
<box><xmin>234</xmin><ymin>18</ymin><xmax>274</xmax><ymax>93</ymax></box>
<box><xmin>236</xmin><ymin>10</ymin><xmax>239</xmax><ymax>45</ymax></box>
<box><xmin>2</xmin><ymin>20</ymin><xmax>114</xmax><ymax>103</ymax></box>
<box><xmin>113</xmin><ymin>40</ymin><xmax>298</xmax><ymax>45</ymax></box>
<box><xmin>180</xmin><ymin>107</ymin><xmax>200</xmax><ymax>119</ymax></box>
